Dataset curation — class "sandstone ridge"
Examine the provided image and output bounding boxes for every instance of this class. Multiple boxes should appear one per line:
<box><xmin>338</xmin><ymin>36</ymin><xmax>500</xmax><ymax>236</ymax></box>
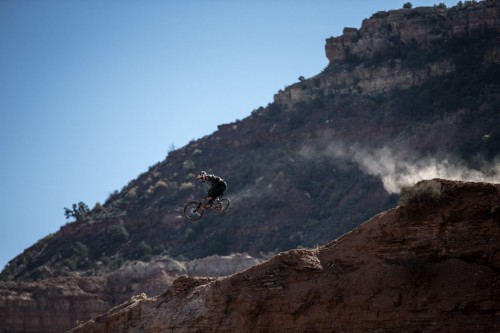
<box><xmin>70</xmin><ymin>179</ymin><xmax>500</xmax><ymax>333</ymax></box>
<box><xmin>0</xmin><ymin>254</ymin><xmax>263</xmax><ymax>333</ymax></box>
<box><xmin>274</xmin><ymin>0</ymin><xmax>500</xmax><ymax>108</ymax></box>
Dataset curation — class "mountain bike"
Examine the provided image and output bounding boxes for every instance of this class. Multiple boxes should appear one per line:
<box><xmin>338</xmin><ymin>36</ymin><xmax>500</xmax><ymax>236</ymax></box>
<box><xmin>182</xmin><ymin>197</ymin><xmax>230</xmax><ymax>221</ymax></box>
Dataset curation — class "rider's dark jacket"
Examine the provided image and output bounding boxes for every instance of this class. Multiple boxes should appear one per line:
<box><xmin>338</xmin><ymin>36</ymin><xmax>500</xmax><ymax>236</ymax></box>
<box><xmin>205</xmin><ymin>174</ymin><xmax>227</xmax><ymax>198</ymax></box>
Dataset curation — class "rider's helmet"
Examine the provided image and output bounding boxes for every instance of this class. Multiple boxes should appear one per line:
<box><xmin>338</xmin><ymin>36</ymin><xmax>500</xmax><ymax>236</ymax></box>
<box><xmin>196</xmin><ymin>171</ymin><xmax>208</xmax><ymax>182</ymax></box>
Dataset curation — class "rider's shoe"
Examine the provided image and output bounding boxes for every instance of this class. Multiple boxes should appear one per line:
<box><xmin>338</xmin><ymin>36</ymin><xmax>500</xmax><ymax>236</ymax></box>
<box><xmin>203</xmin><ymin>198</ymin><xmax>213</xmax><ymax>208</ymax></box>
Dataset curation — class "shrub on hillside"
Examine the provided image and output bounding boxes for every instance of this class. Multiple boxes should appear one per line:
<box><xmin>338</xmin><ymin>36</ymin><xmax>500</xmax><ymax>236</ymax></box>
<box><xmin>399</xmin><ymin>180</ymin><xmax>450</xmax><ymax>207</ymax></box>
<box><xmin>92</xmin><ymin>202</ymin><xmax>105</xmax><ymax>213</ymax></box>
<box><xmin>108</xmin><ymin>222</ymin><xmax>129</xmax><ymax>243</ymax></box>
<box><xmin>64</xmin><ymin>202</ymin><xmax>90</xmax><ymax>222</ymax></box>
<box><xmin>133</xmin><ymin>241</ymin><xmax>153</xmax><ymax>261</ymax></box>
<box><xmin>183</xmin><ymin>160</ymin><xmax>196</xmax><ymax>171</ymax></box>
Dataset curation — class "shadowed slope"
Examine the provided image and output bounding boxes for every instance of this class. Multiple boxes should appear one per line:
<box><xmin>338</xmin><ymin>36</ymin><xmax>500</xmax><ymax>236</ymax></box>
<box><xmin>70</xmin><ymin>179</ymin><xmax>500</xmax><ymax>333</ymax></box>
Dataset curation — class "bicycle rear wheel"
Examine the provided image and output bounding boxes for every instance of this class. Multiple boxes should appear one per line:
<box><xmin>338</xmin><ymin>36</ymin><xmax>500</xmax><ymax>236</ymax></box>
<box><xmin>183</xmin><ymin>201</ymin><xmax>204</xmax><ymax>221</ymax></box>
<box><xmin>213</xmin><ymin>198</ymin><xmax>230</xmax><ymax>215</ymax></box>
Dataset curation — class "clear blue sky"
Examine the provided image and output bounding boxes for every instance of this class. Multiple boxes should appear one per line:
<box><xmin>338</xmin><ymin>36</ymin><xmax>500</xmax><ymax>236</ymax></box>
<box><xmin>0</xmin><ymin>0</ymin><xmax>457</xmax><ymax>270</ymax></box>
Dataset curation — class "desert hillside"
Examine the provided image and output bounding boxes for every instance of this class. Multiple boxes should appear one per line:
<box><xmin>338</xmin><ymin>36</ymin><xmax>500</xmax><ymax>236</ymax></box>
<box><xmin>70</xmin><ymin>179</ymin><xmax>500</xmax><ymax>333</ymax></box>
<box><xmin>1</xmin><ymin>1</ymin><xmax>499</xmax><ymax>332</ymax></box>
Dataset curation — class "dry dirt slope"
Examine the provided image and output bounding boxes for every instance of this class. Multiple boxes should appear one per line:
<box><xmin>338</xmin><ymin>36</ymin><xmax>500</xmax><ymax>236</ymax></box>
<box><xmin>69</xmin><ymin>179</ymin><xmax>500</xmax><ymax>333</ymax></box>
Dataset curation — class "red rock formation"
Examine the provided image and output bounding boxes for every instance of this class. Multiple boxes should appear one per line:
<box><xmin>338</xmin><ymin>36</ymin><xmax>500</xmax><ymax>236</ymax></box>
<box><xmin>0</xmin><ymin>255</ymin><xmax>263</xmax><ymax>333</ymax></box>
<box><xmin>274</xmin><ymin>1</ymin><xmax>500</xmax><ymax>108</ymax></box>
<box><xmin>2</xmin><ymin>2</ymin><xmax>499</xmax><ymax>332</ymax></box>
<box><xmin>69</xmin><ymin>179</ymin><xmax>500</xmax><ymax>333</ymax></box>
<box><xmin>325</xmin><ymin>2</ymin><xmax>500</xmax><ymax>64</ymax></box>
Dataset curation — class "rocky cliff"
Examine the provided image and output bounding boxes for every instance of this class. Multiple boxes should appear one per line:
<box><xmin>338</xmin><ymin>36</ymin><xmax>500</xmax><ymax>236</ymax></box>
<box><xmin>69</xmin><ymin>179</ymin><xmax>500</xmax><ymax>332</ymax></box>
<box><xmin>276</xmin><ymin>0</ymin><xmax>500</xmax><ymax>108</ymax></box>
<box><xmin>1</xmin><ymin>1</ymin><xmax>500</xmax><ymax>333</ymax></box>
<box><xmin>0</xmin><ymin>254</ymin><xmax>263</xmax><ymax>333</ymax></box>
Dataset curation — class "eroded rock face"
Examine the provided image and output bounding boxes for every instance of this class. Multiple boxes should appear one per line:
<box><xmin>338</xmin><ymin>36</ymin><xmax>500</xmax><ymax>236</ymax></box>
<box><xmin>274</xmin><ymin>0</ymin><xmax>500</xmax><ymax>109</ymax></box>
<box><xmin>2</xmin><ymin>2</ymin><xmax>499</xmax><ymax>332</ymax></box>
<box><xmin>0</xmin><ymin>277</ymin><xmax>110</xmax><ymax>333</ymax></box>
<box><xmin>325</xmin><ymin>2</ymin><xmax>500</xmax><ymax>64</ymax></box>
<box><xmin>0</xmin><ymin>255</ymin><xmax>263</xmax><ymax>333</ymax></box>
<box><xmin>70</xmin><ymin>180</ymin><xmax>500</xmax><ymax>333</ymax></box>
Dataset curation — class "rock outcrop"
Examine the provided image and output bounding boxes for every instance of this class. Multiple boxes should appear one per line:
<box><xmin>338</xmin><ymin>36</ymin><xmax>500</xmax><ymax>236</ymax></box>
<box><xmin>325</xmin><ymin>3</ymin><xmax>500</xmax><ymax>63</ymax></box>
<box><xmin>0</xmin><ymin>254</ymin><xmax>263</xmax><ymax>333</ymax></box>
<box><xmin>2</xmin><ymin>2</ymin><xmax>499</xmax><ymax>332</ymax></box>
<box><xmin>70</xmin><ymin>179</ymin><xmax>500</xmax><ymax>333</ymax></box>
<box><xmin>275</xmin><ymin>0</ymin><xmax>500</xmax><ymax>108</ymax></box>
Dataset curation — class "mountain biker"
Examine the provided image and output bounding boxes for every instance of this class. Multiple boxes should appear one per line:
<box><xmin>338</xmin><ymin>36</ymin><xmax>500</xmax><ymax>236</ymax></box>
<box><xmin>196</xmin><ymin>171</ymin><xmax>227</xmax><ymax>205</ymax></box>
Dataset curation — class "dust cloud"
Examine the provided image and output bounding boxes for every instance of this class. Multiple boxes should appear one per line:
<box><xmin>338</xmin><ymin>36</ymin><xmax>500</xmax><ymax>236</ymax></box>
<box><xmin>300</xmin><ymin>142</ymin><xmax>500</xmax><ymax>194</ymax></box>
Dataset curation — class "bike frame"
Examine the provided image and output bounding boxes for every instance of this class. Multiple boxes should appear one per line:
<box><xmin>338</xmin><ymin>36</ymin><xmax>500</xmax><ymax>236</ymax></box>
<box><xmin>183</xmin><ymin>196</ymin><xmax>230</xmax><ymax>221</ymax></box>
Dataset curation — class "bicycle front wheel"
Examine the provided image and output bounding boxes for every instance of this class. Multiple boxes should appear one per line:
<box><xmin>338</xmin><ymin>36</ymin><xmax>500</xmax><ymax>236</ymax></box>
<box><xmin>213</xmin><ymin>198</ymin><xmax>230</xmax><ymax>215</ymax></box>
<box><xmin>183</xmin><ymin>201</ymin><xmax>204</xmax><ymax>221</ymax></box>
